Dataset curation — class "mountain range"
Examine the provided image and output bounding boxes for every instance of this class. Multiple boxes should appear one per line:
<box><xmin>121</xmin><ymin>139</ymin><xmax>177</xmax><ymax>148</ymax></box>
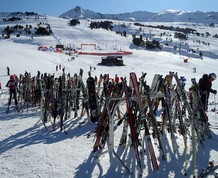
<box><xmin>59</xmin><ymin>6</ymin><xmax>218</xmax><ymax>23</ymax></box>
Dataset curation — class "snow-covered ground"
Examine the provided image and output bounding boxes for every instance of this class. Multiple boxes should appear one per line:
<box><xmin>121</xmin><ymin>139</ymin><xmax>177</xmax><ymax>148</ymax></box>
<box><xmin>0</xmin><ymin>15</ymin><xmax>218</xmax><ymax>178</ymax></box>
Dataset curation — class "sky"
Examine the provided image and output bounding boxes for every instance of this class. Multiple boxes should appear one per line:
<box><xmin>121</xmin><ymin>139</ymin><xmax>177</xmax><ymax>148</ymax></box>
<box><xmin>1</xmin><ymin>0</ymin><xmax>218</xmax><ymax>17</ymax></box>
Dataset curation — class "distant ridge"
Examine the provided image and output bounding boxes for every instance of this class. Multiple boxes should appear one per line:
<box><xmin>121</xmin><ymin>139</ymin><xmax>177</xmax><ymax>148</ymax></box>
<box><xmin>59</xmin><ymin>6</ymin><xmax>218</xmax><ymax>23</ymax></box>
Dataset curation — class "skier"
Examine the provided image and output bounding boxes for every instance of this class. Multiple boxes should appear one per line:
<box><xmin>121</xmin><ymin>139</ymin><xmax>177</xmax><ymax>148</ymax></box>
<box><xmin>198</xmin><ymin>73</ymin><xmax>217</xmax><ymax>112</ymax></box>
<box><xmin>115</xmin><ymin>74</ymin><xmax>119</xmax><ymax>84</ymax></box>
<box><xmin>6</xmin><ymin>75</ymin><xmax>18</xmax><ymax>111</ymax></box>
<box><xmin>37</xmin><ymin>70</ymin><xmax>40</xmax><ymax>78</ymax></box>
<box><xmin>62</xmin><ymin>67</ymin><xmax>65</xmax><ymax>74</ymax></box>
<box><xmin>180</xmin><ymin>76</ymin><xmax>186</xmax><ymax>89</ymax></box>
<box><xmin>7</xmin><ymin>66</ymin><xmax>10</xmax><ymax>76</ymax></box>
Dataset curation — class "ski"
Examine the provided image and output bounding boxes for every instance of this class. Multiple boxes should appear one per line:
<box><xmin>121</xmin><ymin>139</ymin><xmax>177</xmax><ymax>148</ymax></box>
<box><xmin>121</xmin><ymin>76</ymin><xmax>143</xmax><ymax>175</ymax></box>
<box><xmin>93</xmin><ymin>76</ymin><xmax>123</xmax><ymax>152</ymax></box>
<box><xmin>150</xmin><ymin>74</ymin><xmax>163</xmax><ymax>95</ymax></box>
<box><xmin>130</xmin><ymin>72</ymin><xmax>160</xmax><ymax>171</ymax></box>
<box><xmin>144</xmin><ymin>82</ymin><xmax>166</xmax><ymax>161</ymax></box>
<box><xmin>173</xmin><ymin>73</ymin><xmax>198</xmax><ymax>177</ymax></box>
<box><xmin>119</xmin><ymin>114</ymin><xmax>128</xmax><ymax>146</ymax></box>
<box><xmin>190</xmin><ymin>78</ymin><xmax>212</xmax><ymax>139</ymax></box>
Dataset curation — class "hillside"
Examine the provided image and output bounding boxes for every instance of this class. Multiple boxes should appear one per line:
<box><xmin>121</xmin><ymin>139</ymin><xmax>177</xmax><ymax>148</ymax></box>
<box><xmin>0</xmin><ymin>13</ymin><xmax>218</xmax><ymax>178</ymax></box>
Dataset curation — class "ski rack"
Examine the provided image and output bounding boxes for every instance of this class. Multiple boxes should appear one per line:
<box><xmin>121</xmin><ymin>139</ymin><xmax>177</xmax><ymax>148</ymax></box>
<box><xmin>97</xmin><ymin>92</ymin><xmax>166</xmax><ymax>174</ymax></box>
<box><xmin>96</xmin><ymin>72</ymin><xmax>212</xmax><ymax>176</ymax></box>
<box><xmin>107</xmin><ymin>92</ymin><xmax>166</xmax><ymax>149</ymax></box>
<box><xmin>105</xmin><ymin>96</ymin><xmax>132</xmax><ymax>174</ymax></box>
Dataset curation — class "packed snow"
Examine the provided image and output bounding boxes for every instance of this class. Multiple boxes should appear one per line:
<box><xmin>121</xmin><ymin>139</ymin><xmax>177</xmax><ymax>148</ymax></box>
<box><xmin>0</xmin><ymin>14</ymin><xmax>218</xmax><ymax>178</ymax></box>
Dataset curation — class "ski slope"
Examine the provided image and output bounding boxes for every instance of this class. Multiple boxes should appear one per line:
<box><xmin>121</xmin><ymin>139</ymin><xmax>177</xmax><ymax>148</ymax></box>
<box><xmin>0</xmin><ymin>14</ymin><xmax>218</xmax><ymax>178</ymax></box>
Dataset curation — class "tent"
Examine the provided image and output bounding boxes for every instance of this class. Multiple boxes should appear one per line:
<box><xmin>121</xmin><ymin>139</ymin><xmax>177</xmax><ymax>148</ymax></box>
<box><xmin>38</xmin><ymin>46</ymin><xmax>48</xmax><ymax>51</ymax></box>
<box><xmin>55</xmin><ymin>48</ymin><xmax>63</xmax><ymax>53</ymax></box>
<box><xmin>49</xmin><ymin>46</ymin><xmax>55</xmax><ymax>52</ymax></box>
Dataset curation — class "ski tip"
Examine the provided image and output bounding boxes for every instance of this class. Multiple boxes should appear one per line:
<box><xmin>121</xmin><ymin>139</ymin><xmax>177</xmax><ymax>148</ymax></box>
<box><xmin>184</xmin><ymin>172</ymin><xmax>187</xmax><ymax>176</ymax></box>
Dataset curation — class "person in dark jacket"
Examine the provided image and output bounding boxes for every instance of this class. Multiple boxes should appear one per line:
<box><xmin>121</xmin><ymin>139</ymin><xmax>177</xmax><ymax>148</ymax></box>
<box><xmin>7</xmin><ymin>66</ymin><xmax>10</xmax><ymax>76</ymax></box>
<box><xmin>6</xmin><ymin>75</ymin><xmax>18</xmax><ymax>110</ymax></box>
<box><xmin>198</xmin><ymin>73</ymin><xmax>217</xmax><ymax>112</ymax></box>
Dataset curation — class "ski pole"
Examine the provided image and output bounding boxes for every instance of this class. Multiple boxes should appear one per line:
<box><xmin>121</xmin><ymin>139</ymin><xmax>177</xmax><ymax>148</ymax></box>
<box><xmin>214</xmin><ymin>94</ymin><xmax>217</xmax><ymax>124</ymax></box>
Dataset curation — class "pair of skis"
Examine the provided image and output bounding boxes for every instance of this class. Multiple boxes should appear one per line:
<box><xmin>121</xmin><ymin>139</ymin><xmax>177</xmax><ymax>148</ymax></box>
<box><xmin>190</xmin><ymin>78</ymin><xmax>212</xmax><ymax>139</ymax></box>
<box><xmin>93</xmin><ymin>75</ymin><xmax>123</xmax><ymax>152</ymax></box>
<box><xmin>129</xmin><ymin>72</ymin><xmax>163</xmax><ymax>172</ymax></box>
<box><xmin>173</xmin><ymin>73</ymin><xmax>198</xmax><ymax>177</ymax></box>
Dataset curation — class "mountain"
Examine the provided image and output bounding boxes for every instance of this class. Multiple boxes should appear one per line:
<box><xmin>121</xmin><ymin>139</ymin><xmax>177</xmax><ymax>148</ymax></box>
<box><xmin>59</xmin><ymin>6</ymin><xmax>106</xmax><ymax>19</ymax></box>
<box><xmin>59</xmin><ymin>6</ymin><xmax>218</xmax><ymax>23</ymax></box>
<box><xmin>150</xmin><ymin>10</ymin><xmax>218</xmax><ymax>23</ymax></box>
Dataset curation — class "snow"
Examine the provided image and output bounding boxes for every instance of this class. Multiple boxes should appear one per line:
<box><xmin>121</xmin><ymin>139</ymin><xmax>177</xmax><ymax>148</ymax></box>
<box><xmin>0</xmin><ymin>14</ymin><xmax>218</xmax><ymax>178</ymax></box>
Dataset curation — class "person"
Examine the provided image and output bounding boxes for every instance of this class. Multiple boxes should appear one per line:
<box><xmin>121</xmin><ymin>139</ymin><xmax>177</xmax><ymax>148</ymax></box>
<box><xmin>7</xmin><ymin>66</ymin><xmax>10</xmax><ymax>76</ymax></box>
<box><xmin>6</xmin><ymin>75</ymin><xmax>18</xmax><ymax>110</ymax></box>
<box><xmin>198</xmin><ymin>73</ymin><xmax>217</xmax><ymax>112</ymax></box>
<box><xmin>115</xmin><ymin>74</ymin><xmax>119</xmax><ymax>84</ymax></box>
<box><xmin>62</xmin><ymin>67</ymin><xmax>65</xmax><ymax>74</ymax></box>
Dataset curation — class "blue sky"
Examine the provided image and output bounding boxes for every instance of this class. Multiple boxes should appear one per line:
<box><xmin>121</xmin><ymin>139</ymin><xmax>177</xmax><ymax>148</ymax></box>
<box><xmin>1</xmin><ymin>0</ymin><xmax>218</xmax><ymax>16</ymax></box>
